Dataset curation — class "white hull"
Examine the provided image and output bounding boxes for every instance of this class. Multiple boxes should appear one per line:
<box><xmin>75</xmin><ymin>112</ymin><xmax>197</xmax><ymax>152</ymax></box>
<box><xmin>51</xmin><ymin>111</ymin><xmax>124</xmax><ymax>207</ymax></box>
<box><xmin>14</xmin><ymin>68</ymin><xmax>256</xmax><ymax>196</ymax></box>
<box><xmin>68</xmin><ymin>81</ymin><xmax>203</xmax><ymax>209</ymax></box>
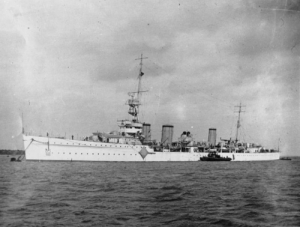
<box><xmin>23</xmin><ymin>135</ymin><xmax>280</xmax><ymax>162</ymax></box>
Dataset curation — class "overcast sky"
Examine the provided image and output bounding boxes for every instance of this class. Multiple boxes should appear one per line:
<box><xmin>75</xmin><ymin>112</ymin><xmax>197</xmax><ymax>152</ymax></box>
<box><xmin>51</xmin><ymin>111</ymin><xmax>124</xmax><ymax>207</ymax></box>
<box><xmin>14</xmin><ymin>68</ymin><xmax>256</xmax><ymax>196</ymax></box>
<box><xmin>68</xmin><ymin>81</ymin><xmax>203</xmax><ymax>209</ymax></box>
<box><xmin>0</xmin><ymin>0</ymin><xmax>299</xmax><ymax>156</ymax></box>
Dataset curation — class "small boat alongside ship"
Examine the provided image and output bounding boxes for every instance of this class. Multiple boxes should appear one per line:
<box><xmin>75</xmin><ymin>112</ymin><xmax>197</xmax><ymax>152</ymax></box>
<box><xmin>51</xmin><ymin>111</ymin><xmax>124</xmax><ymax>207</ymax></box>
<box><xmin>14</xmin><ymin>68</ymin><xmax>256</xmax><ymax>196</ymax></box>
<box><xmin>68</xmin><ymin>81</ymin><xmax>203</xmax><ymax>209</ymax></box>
<box><xmin>10</xmin><ymin>156</ymin><xmax>22</xmax><ymax>162</ymax></box>
<box><xmin>200</xmin><ymin>151</ymin><xmax>232</xmax><ymax>161</ymax></box>
<box><xmin>23</xmin><ymin>55</ymin><xmax>280</xmax><ymax>162</ymax></box>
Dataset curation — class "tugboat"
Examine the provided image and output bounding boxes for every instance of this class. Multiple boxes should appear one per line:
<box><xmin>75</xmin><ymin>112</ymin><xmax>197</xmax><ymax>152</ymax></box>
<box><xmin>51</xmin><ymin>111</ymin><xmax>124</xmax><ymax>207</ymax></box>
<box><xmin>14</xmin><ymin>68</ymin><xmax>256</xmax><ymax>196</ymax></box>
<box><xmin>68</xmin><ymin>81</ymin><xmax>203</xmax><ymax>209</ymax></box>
<box><xmin>200</xmin><ymin>151</ymin><xmax>232</xmax><ymax>161</ymax></box>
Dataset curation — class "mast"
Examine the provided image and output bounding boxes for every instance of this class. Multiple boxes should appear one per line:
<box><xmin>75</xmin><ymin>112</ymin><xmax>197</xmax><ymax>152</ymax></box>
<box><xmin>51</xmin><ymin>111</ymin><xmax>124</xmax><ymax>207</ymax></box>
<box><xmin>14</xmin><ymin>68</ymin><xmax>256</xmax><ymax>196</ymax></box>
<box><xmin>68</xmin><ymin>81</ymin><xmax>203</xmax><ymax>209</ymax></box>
<box><xmin>22</xmin><ymin>112</ymin><xmax>24</xmax><ymax>134</ymax></box>
<box><xmin>234</xmin><ymin>103</ymin><xmax>245</xmax><ymax>143</ymax></box>
<box><xmin>136</xmin><ymin>53</ymin><xmax>147</xmax><ymax>102</ymax></box>
<box><xmin>127</xmin><ymin>54</ymin><xmax>148</xmax><ymax>122</ymax></box>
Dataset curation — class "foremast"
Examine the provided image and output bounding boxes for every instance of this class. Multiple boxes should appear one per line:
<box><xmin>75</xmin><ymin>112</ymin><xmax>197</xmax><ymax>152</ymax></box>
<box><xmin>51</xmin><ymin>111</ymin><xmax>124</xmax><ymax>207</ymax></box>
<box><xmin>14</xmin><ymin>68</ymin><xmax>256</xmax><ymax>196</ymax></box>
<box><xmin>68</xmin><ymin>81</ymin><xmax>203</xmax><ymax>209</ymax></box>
<box><xmin>127</xmin><ymin>54</ymin><xmax>148</xmax><ymax>122</ymax></box>
<box><xmin>118</xmin><ymin>54</ymin><xmax>148</xmax><ymax>138</ymax></box>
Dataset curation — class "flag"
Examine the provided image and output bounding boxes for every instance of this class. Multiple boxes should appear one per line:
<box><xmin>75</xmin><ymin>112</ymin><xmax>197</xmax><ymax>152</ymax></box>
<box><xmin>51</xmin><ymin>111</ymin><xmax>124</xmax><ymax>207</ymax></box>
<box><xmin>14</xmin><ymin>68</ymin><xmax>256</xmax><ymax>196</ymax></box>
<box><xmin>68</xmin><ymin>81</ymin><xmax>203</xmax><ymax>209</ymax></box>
<box><xmin>140</xmin><ymin>72</ymin><xmax>144</xmax><ymax>76</ymax></box>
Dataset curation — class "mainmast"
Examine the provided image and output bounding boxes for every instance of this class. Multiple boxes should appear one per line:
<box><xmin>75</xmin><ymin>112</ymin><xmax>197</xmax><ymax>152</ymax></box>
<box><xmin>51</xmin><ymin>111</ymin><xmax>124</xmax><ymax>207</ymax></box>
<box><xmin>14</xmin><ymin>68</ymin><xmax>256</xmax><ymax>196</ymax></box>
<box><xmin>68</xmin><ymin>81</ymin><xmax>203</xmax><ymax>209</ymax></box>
<box><xmin>22</xmin><ymin>112</ymin><xmax>24</xmax><ymax>134</ymax></box>
<box><xmin>127</xmin><ymin>54</ymin><xmax>148</xmax><ymax>122</ymax></box>
<box><xmin>234</xmin><ymin>103</ymin><xmax>245</xmax><ymax>143</ymax></box>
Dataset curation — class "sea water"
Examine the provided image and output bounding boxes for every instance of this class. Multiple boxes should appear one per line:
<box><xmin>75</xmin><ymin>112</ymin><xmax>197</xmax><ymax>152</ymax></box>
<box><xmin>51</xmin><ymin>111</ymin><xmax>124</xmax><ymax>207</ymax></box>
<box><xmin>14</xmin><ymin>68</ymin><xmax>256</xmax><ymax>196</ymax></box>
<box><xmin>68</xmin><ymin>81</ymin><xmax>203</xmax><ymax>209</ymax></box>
<box><xmin>1</xmin><ymin>157</ymin><xmax>299</xmax><ymax>226</ymax></box>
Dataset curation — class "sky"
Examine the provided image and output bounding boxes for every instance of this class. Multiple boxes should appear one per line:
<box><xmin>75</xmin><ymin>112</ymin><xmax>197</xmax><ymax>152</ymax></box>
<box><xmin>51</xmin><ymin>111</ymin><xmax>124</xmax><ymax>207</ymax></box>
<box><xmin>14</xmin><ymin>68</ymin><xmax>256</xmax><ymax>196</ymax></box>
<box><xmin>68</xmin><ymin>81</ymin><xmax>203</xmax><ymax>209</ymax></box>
<box><xmin>0</xmin><ymin>0</ymin><xmax>299</xmax><ymax>156</ymax></box>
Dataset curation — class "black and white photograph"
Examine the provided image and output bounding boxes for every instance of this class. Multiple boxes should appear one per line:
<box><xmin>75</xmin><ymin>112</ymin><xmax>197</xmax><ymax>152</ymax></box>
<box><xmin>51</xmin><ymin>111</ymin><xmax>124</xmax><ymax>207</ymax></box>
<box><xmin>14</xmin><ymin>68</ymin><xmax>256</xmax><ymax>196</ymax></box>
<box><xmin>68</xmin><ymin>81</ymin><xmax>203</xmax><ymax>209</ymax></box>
<box><xmin>1</xmin><ymin>0</ymin><xmax>299</xmax><ymax>226</ymax></box>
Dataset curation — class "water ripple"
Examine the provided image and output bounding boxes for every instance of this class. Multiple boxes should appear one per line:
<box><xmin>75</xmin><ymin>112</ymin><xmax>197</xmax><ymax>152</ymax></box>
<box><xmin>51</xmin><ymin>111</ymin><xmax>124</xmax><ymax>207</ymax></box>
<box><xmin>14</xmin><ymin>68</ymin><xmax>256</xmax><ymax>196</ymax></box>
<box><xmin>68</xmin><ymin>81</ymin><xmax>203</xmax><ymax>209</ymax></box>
<box><xmin>1</xmin><ymin>157</ymin><xmax>300</xmax><ymax>226</ymax></box>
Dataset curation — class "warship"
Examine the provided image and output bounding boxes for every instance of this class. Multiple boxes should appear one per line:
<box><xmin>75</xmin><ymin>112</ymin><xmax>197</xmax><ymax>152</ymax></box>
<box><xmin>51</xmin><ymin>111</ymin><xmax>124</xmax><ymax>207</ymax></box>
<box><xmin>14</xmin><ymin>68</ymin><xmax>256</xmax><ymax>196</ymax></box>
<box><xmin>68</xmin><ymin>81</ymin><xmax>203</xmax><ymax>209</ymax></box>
<box><xmin>23</xmin><ymin>55</ymin><xmax>280</xmax><ymax>162</ymax></box>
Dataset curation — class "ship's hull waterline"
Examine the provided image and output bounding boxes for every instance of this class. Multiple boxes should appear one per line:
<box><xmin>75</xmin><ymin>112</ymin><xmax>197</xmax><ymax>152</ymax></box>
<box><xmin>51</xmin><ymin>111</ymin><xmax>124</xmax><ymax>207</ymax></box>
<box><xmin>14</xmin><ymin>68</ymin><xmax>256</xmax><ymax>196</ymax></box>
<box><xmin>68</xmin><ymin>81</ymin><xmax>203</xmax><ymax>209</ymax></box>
<box><xmin>24</xmin><ymin>136</ymin><xmax>280</xmax><ymax>162</ymax></box>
